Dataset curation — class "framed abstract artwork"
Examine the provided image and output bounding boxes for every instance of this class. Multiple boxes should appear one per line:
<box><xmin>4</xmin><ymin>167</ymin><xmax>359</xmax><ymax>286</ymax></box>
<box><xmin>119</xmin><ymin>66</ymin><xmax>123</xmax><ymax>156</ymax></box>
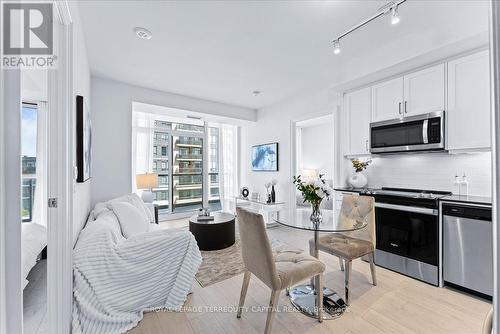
<box><xmin>252</xmin><ymin>142</ymin><xmax>278</xmax><ymax>171</ymax></box>
<box><xmin>76</xmin><ymin>95</ymin><xmax>92</xmax><ymax>183</ymax></box>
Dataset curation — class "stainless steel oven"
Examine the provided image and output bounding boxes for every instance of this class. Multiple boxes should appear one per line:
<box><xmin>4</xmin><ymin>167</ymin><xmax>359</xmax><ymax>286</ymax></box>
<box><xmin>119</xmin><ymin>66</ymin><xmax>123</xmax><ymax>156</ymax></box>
<box><xmin>370</xmin><ymin>111</ymin><xmax>445</xmax><ymax>154</ymax></box>
<box><xmin>372</xmin><ymin>188</ymin><xmax>451</xmax><ymax>286</ymax></box>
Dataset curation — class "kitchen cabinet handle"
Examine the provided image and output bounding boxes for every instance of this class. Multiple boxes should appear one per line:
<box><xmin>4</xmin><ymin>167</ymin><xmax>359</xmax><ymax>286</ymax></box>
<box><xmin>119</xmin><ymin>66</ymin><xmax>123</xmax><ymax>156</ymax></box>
<box><xmin>365</xmin><ymin>140</ymin><xmax>369</xmax><ymax>151</ymax></box>
<box><xmin>404</xmin><ymin>101</ymin><xmax>408</xmax><ymax>113</ymax></box>
<box><xmin>398</xmin><ymin>102</ymin><xmax>402</xmax><ymax>114</ymax></box>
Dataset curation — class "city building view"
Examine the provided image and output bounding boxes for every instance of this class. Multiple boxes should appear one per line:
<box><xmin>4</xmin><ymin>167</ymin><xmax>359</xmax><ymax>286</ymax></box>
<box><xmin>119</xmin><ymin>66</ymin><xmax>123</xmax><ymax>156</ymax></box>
<box><xmin>21</xmin><ymin>104</ymin><xmax>38</xmax><ymax>223</ymax></box>
<box><xmin>152</xmin><ymin>118</ymin><xmax>220</xmax><ymax>214</ymax></box>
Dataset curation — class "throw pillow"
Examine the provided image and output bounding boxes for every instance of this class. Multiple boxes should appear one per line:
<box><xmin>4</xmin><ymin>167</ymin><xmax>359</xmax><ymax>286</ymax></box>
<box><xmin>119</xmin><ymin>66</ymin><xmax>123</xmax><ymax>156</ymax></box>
<box><xmin>109</xmin><ymin>201</ymin><xmax>150</xmax><ymax>238</ymax></box>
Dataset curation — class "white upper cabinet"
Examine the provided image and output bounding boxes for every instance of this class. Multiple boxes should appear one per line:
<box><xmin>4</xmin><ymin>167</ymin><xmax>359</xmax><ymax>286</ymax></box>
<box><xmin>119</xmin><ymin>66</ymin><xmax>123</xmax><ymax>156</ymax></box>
<box><xmin>403</xmin><ymin>64</ymin><xmax>445</xmax><ymax>116</ymax></box>
<box><xmin>447</xmin><ymin>50</ymin><xmax>491</xmax><ymax>151</ymax></box>
<box><xmin>345</xmin><ymin>87</ymin><xmax>371</xmax><ymax>156</ymax></box>
<box><xmin>372</xmin><ymin>77</ymin><xmax>404</xmax><ymax>122</ymax></box>
<box><xmin>371</xmin><ymin>64</ymin><xmax>445</xmax><ymax>122</ymax></box>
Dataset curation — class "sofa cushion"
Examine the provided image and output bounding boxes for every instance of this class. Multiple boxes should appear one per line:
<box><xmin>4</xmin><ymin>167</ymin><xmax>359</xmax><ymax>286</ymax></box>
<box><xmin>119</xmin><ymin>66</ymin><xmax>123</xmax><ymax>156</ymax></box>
<box><xmin>108</xmin><ymin>194</ymin><xmax>155</xmax><ymax>224</ymax></box>
<box><xmin>108</xmin><ymin>201</ymin><xmax>150</xmax><ymax>238</ymax></box>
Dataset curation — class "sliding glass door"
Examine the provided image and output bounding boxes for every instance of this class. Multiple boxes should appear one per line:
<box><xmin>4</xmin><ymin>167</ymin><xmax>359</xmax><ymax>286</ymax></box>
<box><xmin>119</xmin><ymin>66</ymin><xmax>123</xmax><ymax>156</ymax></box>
<box><xmin>144</xmin><ymin>115</ymin><xmax>220</xmax><ymax>216</ymax></box>
<box><xmin>172</xmin><ymin>130</ymin><xmax>204</xmax><ymax>213</ymax></box>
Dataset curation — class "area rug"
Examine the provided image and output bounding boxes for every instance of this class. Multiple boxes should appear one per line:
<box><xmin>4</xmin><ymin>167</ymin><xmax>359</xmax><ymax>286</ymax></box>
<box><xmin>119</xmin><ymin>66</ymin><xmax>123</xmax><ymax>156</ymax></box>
<box><xmin>195</xmin><ymin>239</ymin><xmax>245</xmax><ymax>288</ymax></box>
<box><xmin>195</xmin><ymin>238</ymin><xmax>302</xmax><ymax>288</ymax></box>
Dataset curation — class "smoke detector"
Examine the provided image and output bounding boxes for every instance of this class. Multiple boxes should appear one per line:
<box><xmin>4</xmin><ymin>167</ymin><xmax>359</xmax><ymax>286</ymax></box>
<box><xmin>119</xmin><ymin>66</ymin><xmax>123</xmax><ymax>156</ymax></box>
<box><xmin>134</xmin><ymin>27</ymin><xmax>152</xmax><ymax>40</ymax></box>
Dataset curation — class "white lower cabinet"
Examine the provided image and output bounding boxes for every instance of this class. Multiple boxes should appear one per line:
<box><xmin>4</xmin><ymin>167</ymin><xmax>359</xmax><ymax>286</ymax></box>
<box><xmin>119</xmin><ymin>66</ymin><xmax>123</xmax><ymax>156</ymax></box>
<box><xmin>447</xmin><ymin>50</ymin><xmax>491</xmax><ymax>151</ymax></box>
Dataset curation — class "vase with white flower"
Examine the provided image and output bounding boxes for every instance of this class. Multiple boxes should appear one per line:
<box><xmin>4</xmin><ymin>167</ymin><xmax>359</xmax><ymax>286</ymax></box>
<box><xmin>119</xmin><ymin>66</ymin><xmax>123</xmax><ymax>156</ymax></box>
<box><xmin>292</xmin><ymin>174</ymin><xmax>333</xmax><ymax>225</ymax></box>
<box><xmin>348</xmin><ymin>159</ymin><xmax>371</xmax><ymax>188</ymax></box>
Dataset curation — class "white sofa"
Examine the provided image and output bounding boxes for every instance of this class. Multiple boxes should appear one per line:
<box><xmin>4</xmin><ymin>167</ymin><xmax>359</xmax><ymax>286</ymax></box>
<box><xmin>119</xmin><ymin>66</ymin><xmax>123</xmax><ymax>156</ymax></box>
<box><xmin>72</xmin><ymin>194</ymin><xmax>202</xmax><ymax>334</ymax></box>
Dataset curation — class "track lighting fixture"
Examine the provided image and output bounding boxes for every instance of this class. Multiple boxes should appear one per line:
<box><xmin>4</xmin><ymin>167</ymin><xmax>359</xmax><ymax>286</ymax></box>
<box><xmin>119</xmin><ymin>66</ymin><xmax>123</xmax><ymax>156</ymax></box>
<box><xmin>391</xmin><ymin>6</ymin><xmax>400</xmax><ymax>25</ymax></box>
<box><xmin>333</xmin><ymin>40</ymin><xmax>341</xmax><ymax>55</ymax></box>
<box><xmin>331</xmin><ymin>0</ymin><xmax>407</xmax><ymax>54</ymax></box>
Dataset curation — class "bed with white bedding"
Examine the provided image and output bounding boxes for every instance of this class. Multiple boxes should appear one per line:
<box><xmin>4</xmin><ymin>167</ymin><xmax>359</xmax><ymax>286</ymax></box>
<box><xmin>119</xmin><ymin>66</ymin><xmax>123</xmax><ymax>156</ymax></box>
<box><xmin>22</xmin><ymin>222</ymin><xmax>47</xmax><ymax>289</ymax></box>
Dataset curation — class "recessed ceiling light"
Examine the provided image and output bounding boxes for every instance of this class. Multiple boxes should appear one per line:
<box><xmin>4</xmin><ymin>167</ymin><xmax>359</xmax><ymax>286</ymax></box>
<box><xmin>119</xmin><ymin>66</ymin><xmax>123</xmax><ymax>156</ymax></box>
<box><xmin>134</xmin><ymin>27</ymin><xmax>152</xmax><ymax>40</ymax></box>
<box><xmin>252</xmin><ymin>90</ymin><xmax>261</xmax><ymax>96</ymax></box>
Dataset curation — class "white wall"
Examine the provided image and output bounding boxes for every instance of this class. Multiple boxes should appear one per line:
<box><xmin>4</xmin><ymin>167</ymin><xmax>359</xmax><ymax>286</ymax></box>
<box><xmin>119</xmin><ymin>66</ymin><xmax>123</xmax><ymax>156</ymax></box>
<box><xmin>300</xmin><ymin>121</ymin><xmax>334</xmax><ymax>178</ymax></box>
<box><xmin>90</xmin><ymin>76</ymin><xmax>256</xmax><ymax>206</ymax></box>
<box><xmin>240</xmin><ymin>88</ymin><xmax>340</xmax><ymax>205</ymax></box>
<box><xmin>70</xmin><ymin>2</ymin><xmax>92</xmax><ymax>244</ymax></box>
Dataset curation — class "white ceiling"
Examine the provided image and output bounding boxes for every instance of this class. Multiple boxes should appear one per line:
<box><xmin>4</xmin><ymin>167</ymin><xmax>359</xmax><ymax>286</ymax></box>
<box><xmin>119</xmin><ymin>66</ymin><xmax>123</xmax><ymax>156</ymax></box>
<box><xmin>78</xmin><ymin>1</ymin><xmax>489</xmax><ymax>110</ymax></box>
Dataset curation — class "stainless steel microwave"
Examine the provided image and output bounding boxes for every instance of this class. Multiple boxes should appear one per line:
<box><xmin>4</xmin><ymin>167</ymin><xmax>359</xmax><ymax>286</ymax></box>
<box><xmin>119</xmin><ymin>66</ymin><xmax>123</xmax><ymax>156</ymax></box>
<box><xmin>370</xmin><ymin>111</ymin><xmax>445</xmax><ymax>154</ymax></box>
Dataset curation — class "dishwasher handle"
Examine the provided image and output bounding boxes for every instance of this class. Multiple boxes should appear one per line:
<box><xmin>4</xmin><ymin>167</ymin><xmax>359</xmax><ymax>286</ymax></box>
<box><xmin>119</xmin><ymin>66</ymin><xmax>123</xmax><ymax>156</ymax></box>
<box><xmin>442</xmin><ymin>204</ymin><xmax>492</xmax><ymax>221</ymax></box>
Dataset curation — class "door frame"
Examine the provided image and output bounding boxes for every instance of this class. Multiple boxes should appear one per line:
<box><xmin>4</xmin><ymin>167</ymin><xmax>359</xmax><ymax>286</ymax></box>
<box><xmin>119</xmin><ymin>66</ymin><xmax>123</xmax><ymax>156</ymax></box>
<box><xmin>490</xmin><ymin>1</ymin><xmax>500</xmax><ymax>332</ymax></box>
<box><xmin>47</xmin><ymin>2</ymin><xmax>74</xmax><ymax>333</ymax></box>
<box><xmin>0</xmin><ymin>55</ymin><xmax>23</xmax><ymax>334</ymax></box>
<box><xmin>0</xmin><ymin>2</ymin><xmax>74</xmax><ymax>330</ymax></box>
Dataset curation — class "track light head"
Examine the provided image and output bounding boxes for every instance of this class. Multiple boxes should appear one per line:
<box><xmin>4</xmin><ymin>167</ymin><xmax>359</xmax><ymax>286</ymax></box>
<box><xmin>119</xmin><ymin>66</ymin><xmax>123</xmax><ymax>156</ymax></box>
<box><xmin>391</xmin><ymin>6</ymin><xmax>400</xmax><ymax>25</ymax></box>
<box><xmin>333</xmin><ymin>40</ymin><xmax>341</xmax><ymax>55</ymax></box>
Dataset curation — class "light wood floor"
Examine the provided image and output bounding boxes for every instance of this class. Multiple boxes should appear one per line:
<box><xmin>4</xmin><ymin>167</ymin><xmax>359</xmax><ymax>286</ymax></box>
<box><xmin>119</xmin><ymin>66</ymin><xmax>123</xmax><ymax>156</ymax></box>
<box><xmin>130</xmin><ymin>223</ymin><xmax>491</xmax><ymax>334</ymax></box>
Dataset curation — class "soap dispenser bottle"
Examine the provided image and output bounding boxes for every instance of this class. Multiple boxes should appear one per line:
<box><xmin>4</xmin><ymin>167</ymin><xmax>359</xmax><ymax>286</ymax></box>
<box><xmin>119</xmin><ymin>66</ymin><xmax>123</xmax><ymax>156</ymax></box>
<box><xmin>461</xmin><ymin>173</ymin><xmax>469</xmax><ymax>196</ymax></box>
<box><xmin>453</xmin><ymin>174</ymin><xmax>462</xmax><ymax>196</ymax></box>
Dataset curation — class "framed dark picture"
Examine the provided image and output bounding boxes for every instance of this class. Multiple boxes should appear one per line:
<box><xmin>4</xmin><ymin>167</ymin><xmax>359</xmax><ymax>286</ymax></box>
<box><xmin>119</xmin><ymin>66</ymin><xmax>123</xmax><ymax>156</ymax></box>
<box><xmin>252</xmin><ymin>142</ymin><xmax>278</xmax><ymax>171</ymax></box>
<box><xmin>76</xmin><ymin>95</ymin><xmax>92</xmax><ymax>183</ymax></box>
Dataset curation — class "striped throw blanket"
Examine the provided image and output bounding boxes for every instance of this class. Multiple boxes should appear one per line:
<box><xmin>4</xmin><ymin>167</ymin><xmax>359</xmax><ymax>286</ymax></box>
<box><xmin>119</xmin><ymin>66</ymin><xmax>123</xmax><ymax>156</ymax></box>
<box><xmin>72</xmin><ymin>211</ymin><xmax>202</xmax><ymax>334</ymax></box>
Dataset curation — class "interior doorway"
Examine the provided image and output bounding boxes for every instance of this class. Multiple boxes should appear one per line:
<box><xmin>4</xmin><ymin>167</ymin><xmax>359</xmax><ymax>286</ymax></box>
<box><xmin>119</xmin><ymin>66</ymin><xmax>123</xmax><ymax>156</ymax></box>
<box><xmin>291</xmin><ymin>114</ymin><xmax>335</xmax><ymax>211</ymax></box>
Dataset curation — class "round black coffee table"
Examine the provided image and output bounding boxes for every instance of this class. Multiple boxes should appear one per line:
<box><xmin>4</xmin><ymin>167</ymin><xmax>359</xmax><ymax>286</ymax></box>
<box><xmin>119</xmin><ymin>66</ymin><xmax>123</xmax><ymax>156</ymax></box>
<box><xmin>189</xmin><ymin>212</ymin><xmax>235</xmax><ymax>251</ymax></box>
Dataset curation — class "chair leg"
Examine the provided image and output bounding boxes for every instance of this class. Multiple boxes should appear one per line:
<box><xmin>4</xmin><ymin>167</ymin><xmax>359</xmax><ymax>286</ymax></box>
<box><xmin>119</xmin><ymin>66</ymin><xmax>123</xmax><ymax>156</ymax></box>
<box><xmin>264</xmin><ymin>290</ymin><xmax>281</xmax><ymax>334</ymax></box>
<box><xmin>315</xmin><ymin>274</ymin><xmax>323</xmax><ymax>323</ymax></box>
<box><xmin>344</xmin><ymin>260</ymin><xmax>352</xmax><ymax>306</ymax></box>
<box><xmin>339</xmin><ymin>257</ymin><xmax>345</xmax><ymax>271</ymax></box>
<box><xmin>237</xmin><ymin>270</ymin><xmax>251</xmax><ymax>318</ymax></box>
<box><xmin>369</xmin><ymin>252</ymin><xmax>377</xmax><ymax>286</ymax></box>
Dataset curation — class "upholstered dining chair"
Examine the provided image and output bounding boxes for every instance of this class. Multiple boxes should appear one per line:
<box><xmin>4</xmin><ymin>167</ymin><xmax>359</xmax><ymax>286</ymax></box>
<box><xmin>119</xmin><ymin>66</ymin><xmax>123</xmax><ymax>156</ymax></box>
<box><xmin>309</xmin><ymin>194</ymin><xmax>376</xmax><ymax>305</ymax></box>
<box><xmin>236</xmin><ymin>207</ymin><xmax>326</xmax><ymax>334</ymax></box>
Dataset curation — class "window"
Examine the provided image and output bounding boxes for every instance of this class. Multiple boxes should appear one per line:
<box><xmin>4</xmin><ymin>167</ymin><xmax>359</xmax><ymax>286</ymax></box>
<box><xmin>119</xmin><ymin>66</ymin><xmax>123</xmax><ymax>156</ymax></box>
<box><xmin>134</xmin><ymin>112</ymin><xmax>222</xmax><ymax>215</ymax></box>
<box><xmin>21</xmin><ymin>104</ymin><xmax>38</xmax><ymax>222</ymax></box>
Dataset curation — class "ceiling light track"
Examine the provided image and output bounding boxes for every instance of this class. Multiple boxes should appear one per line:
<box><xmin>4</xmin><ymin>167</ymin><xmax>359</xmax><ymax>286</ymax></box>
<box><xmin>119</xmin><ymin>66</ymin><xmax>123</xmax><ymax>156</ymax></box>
<box><xmin>332</xmin><ymin>0</ymin><xmax>407</xmax><ymax>54</ymax></box>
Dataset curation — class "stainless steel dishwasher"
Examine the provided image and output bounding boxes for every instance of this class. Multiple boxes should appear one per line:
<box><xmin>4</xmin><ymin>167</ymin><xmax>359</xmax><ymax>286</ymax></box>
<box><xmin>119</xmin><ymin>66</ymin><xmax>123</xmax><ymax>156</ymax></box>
<box><xmin>442</xmin><ymin>203</ymin><xmax>492</xmax><ymax>297</ymax></box>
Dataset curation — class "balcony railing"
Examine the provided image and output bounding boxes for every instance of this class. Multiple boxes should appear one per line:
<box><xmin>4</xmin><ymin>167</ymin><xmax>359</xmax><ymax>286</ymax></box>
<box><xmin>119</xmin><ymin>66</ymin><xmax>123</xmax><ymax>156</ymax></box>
<box><xmin>174</xmin><ymin>168</ymin><xmax>202</xmax><ymax>174</ymax></box>
<box><xmin>176</xmin><ymin>154</ymin><xmax>202</xmax><ymax>160</ymax></box>
<box><xmin>176</xmin><ymin>138</ymin><xmax>202</xmax><ymax>146</ymax></box>
<box><xmin>22</xmin><ymin>177</ymin><xmax>36</xmax><ymax>222</ymax></box>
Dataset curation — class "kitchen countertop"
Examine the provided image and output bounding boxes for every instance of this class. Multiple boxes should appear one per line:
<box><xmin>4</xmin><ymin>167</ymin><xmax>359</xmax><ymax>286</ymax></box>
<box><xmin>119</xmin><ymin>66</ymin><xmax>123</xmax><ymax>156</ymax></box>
<box><xmin>440</xmin><ymin>194</ymin><xmax>492</xmax><ymax>206</ymax></box>
<box><xmin>334</xmin><ymin>187</ymin><xmax>372</xmax><ymax>193</ymax></box>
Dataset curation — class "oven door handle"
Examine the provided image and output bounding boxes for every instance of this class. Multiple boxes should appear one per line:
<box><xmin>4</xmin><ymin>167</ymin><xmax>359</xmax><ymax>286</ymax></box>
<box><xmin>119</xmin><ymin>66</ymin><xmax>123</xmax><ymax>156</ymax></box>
<box><xmin>375</xmin><ymin>202</ymin><xmax>438</xmax><ymax>216</ymax></box>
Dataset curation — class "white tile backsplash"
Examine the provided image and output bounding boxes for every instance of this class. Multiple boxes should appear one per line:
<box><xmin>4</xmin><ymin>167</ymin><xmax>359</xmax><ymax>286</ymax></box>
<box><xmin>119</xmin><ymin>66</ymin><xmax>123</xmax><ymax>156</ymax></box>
<box><xmin>344</xmin><ymin>152</ymin><xmax>491</xmax><ymax>196</ymax></box>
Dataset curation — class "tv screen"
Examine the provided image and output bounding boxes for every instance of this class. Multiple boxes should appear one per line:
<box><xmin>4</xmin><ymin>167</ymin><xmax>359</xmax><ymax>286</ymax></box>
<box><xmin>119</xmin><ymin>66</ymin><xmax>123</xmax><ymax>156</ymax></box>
<box><xmin>252</xmin><ymin>143</ymin><xmax>278</xmax><ymax>171</ymax></box>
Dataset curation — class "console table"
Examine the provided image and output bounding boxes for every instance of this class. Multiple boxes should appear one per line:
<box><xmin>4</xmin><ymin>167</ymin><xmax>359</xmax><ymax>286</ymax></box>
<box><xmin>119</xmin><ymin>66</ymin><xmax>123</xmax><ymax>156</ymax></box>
<box><xmin>234</xmin><ymin>196</ymin><xmax>285</xmax><ymax>228</ymax></box>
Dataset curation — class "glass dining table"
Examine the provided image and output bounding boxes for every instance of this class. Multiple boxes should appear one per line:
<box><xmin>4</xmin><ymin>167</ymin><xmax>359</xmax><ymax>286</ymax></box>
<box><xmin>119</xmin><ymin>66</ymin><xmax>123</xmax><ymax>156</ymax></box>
<box><xmin>272</xmin><ymin>208</ymin><xmax>367</xmax><ymax>320</ymax></box>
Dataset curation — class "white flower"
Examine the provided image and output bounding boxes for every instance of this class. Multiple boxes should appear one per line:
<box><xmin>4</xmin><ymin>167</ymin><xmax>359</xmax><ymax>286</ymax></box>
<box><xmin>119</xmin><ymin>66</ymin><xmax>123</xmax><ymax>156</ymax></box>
<box><xmin>315</xmin><ymin>187</ymin><xmax>325</xmax><ymax>198</ymax></box>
